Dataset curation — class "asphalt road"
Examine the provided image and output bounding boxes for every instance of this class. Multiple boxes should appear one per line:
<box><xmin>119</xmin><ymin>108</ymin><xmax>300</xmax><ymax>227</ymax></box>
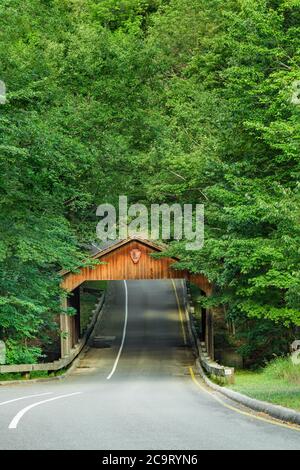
<box><xmin>0</xmin><ymin>280</ymin><xmax>300</xmax><ymax>450</ymax></box>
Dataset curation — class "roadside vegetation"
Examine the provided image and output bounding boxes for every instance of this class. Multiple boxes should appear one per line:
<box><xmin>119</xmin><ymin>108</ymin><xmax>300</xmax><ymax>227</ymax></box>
<box><xmin>0</xmin><ymin>367</ymin><xmax>67</xmax><ymax>382</ymax></box>
<box><xmin>228</xmin><ymin>358</ymin><xmax>300</xmax><ymax>411</ymax></box>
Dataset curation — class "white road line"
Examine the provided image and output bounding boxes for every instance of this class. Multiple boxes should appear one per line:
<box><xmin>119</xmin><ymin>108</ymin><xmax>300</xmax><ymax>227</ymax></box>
<box><xmin>107</xmin><ymin>280</ymin><xmax>128</xmax><ymax>380</ymax></box>
<box><xmin>0</xmin><ymin>393</ymin><xmax>52</xmax><ymax>407</ymax></box>
<box><xmin>8</xmin><ymin>392</ymin><xmax>82</xmax><ymax>429</ymax></box>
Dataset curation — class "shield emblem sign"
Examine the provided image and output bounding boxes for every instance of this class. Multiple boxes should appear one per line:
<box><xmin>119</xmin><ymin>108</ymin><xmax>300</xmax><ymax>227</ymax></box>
<box><xmin>130</xmin><ymin>249</ymin><xmax>142</xmax><ymax>264</ymax></box>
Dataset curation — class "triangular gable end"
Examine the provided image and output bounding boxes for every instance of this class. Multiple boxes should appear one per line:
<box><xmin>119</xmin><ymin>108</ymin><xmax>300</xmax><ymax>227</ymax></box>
<box><xmin>61</xmin><ymin>237</ymin><xmax>182</xmax><ymax>291</ymax></box>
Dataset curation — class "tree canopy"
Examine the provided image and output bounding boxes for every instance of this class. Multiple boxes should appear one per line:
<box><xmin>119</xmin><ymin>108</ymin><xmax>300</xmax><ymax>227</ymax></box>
<box><xmin>0</xmin><ymin>0</ymin><xmax>299</xmax><ymax>363</ymax></box>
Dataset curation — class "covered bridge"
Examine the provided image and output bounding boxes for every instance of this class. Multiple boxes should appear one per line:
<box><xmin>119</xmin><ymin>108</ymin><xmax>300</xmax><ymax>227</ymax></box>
<box><xmin>60</xmin><ymin>238</ymin><xmax>213</xmax><ymax>358</ymax></box>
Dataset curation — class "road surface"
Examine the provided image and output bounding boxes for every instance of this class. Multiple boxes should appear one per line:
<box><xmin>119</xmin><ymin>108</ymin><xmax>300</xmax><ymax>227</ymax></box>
<box><xmin>0</xmin><ymin>280</ymin><xmax>299</xmax><ymax>450</ymax></box>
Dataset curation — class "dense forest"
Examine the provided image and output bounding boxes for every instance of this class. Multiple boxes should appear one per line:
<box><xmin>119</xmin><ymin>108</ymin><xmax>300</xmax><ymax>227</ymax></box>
<box><xmin>0</xmin><ymin>0</ymin><xmax>300</xmax><ymax>365</ymax></box>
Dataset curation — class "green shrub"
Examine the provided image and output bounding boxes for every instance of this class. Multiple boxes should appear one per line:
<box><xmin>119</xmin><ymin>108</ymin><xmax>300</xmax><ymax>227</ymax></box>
<box><xmin>5</xmin><ymin>340</ymin><xmax>42</xmax><ymax>365</ymax></box>
<box><xmin>263</xmin><ymin>357</ymin><xmax>300</xmax><ymax>384</ymax></box>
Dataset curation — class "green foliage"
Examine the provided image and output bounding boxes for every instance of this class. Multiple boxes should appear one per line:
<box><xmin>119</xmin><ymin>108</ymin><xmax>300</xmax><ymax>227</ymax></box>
<box><xmin>234</xmin><ymin>317</ymin><xmax>294</xmax><ymax>368</ymax></box>
<box><xmin>231</xmin><ymin>357</ymin><xmax>300</xmax><ymax>410</ymax></box>
<box><xmin>1</xmin><ymin>0</ymin><xmax>299</xmax><ymax>363</ymax></box>
<box><xmin>264</xmin><ymin>356</ymin><xmax>300</xmax><ymax>384</ymax></box>
<box><xmin>145</xmin><ymin>0</ymin><xmax>300</xmax><ymax>328</ymax></box>
<box><xmin>90</xmin><ymin>0</ymin><xmax>163</xmax><ymax>30</ymax></box>
<box><xmin>5</xmin><ymin>340</ymin><xmax>42</xmax><ymax>364</ymax></box>
<box><xmin>0</xmin><ymin>0</ymin><xmax>163</xmax><ymax>361</ymax></box>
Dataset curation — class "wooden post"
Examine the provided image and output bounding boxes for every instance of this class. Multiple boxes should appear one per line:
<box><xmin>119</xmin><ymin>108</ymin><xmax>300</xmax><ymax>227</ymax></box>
<box><xmin>201</xmin><ymin>308</ymin><xmax>206</xmax><ymax>343</ymax></box>
<box><xmin>74</xmin><ymin>287</ymin><xmax>81</xmax><ymax>343</ymax></box>
<box><xmin>60</xmin><ymin>285</ymin><xmax>82</xmax><ymax>357</ymax></box>
<box><xmin>205</xmin><ymin>309</ymin><xmax>214</xmax><ymax>360</ymax></box>
<box><xmin>205</xmin><ymin>309</ymin><xmax>210</xmax><ymax>354</ymax></box>
<box><xmin>209</xmin><ymin>310</ymin><xmax>214</xmax><ymax>360</ymax></box>
<box><xmin>68</xmin><ymin>287</ymin><xmax>81</xmax><ymax>347</ymax></box>
<box><xmin>60</xmin><ymin>298</ymin><xmax>71</xmax><ymax>358</ymax></box>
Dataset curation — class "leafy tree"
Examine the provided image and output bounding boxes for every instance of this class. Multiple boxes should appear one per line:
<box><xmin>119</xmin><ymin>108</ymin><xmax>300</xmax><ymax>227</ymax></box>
<box><xmin>1</xmin><ymin>0</ymin><xmax>299</xmax><ymax>364</ymax></box>
<box><xmin>145</xmin><ymin>0</ymin><xmax>300</xmax><ymax>333</ymax></box>
<box><xmin>0</xmin><ymin>0</ymin><xmax>163</xmax><ymax>361</ymax></box>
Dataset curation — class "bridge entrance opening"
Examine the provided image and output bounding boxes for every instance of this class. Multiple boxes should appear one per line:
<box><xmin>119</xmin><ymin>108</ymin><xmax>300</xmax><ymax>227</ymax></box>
<box><xmin>60</xmin><ymin>238</ymin><xmax>212</xmax><ymax>360</ymax></box>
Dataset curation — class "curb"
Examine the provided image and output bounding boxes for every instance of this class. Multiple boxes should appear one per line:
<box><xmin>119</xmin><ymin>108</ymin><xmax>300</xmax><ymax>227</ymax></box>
<box><xmin>184</xmin><ymin>284</ymin><xmax>300</xmax><ymax>427</ymax></box>
<box><xmin>195</xmin><ymin>358</ymin><xmax>300</xmax><ymax>426</ymax></box>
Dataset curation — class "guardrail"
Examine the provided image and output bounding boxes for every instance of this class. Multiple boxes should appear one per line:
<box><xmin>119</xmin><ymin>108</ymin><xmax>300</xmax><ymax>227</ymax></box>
<box><xmin>195</xmin><ymin>339</ymin><xmax>234</xmax><ymax>385</ymax></box>
<box><xmin>0</xmin><ymin>292</ymin><xmax>106</xmax><ymax>377</ymax></box>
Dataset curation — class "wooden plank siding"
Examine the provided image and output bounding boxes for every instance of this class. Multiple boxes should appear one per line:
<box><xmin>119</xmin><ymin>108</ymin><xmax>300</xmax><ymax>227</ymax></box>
<box><xmin>61</xmin><ymin>238</ymin><xmax>212</xmax><ymax>295</ymax></box>
<box><xmin>59</xmin><ymin>238</ymin><xmax>212</xmax><ymax>357</ymax></box>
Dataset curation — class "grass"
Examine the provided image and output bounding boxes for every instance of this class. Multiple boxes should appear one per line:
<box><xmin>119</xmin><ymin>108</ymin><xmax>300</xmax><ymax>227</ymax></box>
<box><xmin>0</xmin><ymin>368</ymin><xmax>67</xmax><ymax>382</ymax></box>
<box><xmin>228</xmin><ymin>357</ymin><xmax>300</xmax><ymax>411</ymax></box>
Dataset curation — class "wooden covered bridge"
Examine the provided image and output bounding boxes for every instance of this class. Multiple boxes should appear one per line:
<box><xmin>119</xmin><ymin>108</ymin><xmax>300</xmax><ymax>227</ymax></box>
<box><xmin>60</xmin><ymin>237</ymin><xmax>213</xmax><ymax>359</ymax></box>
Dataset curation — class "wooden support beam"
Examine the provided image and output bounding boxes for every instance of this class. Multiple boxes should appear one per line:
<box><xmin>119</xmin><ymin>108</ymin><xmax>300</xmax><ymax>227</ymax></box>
<box><xmin>205</xmin><ymin>309</ymin><xmax>214</xmax><ymax>360</ymax></box>
<box><xmin>60</xmin><ymin>298</ymin><xmax>71</xmax><ymax>358</ymax></box>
